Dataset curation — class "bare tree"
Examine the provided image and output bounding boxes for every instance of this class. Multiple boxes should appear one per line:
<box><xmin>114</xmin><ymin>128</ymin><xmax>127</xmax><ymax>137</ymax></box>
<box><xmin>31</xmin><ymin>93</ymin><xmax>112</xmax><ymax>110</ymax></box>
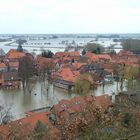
<box><xmin>18</xmin><ymin>56</ymin><xmax>35</xmax><ymax>91</ymax></box>
<box><xmin>0</xmin><ymin>105</ymin><xmax>13</xmax><ymax>125</ymax></box>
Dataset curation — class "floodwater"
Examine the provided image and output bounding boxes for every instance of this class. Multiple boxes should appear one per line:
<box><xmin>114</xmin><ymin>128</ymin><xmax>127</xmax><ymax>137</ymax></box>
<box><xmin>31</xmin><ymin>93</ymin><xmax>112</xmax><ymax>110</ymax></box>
<box><xmin>0</xmin><ymin>80</ymin><xmax>127</xmax><ymax>120</ymax></box>
<box><xmin>1</xmin><ymin>37</ymin><xmax>122</xmax><ymax>54</ymax></box>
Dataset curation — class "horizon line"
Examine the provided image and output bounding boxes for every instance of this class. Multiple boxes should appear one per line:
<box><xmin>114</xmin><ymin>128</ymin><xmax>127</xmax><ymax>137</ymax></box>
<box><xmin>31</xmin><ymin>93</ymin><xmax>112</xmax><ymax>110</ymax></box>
<box><xmin>1</xmin><ymin>33</ymin><xmax>140</xmax><ymax>35</ymax></box>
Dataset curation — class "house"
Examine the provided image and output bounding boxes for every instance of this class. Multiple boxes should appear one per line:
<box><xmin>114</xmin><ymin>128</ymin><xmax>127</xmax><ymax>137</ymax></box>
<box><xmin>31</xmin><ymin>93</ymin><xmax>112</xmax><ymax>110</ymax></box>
<box><xmin>85</xmin><ymin>52</ymin><xmax>99</xmax><ymax>63</ymax></box>
<box><xmin>52</xmin><ymin>67</ymin><xmax>80</xmax><ymax>89</ymax></box>
<box><xmin>53</xmin><ymin>52</ymin><xmax>68</xmax><ymax>58</ymax></box>
<box><xmin>68</xmin><ymin>51</ymin><xmax>80</xmax><ymax>58</ymax></box>
<box><xmin>97</xmin><ymin>54</ymin><xmax>112</xmax><ymax>61</ymax></box>
<box><xmin>81</xmin><ymin>62</ymin><xmax>101</xmax><ymax>72</ymax></box>
<box><xmin>35</xmin><ymin>56</ymin><xmax>54</xmax><ymax>75</ymax></box>
<box><xmin>5</xmin><ymin>49</ymin><xmax>25</xmax><ymax>62</ymax></box>
<box><xmin>118</xmin><ymin>50</ymin><xmax>135</xmax><ymax>57</ymax></box>
<box><xmin>72</xmin><ymin>62</ymin><xmax>87</xmax><ymax>70</ymax></box>
<box><xmin>49</xmin><ymin>94</ymin><xmax>112</xmax><ymax>124</ymax></box>
<box><xmin>0</xmin><ymin>72</ymin><xmax>21</xmax><ymax>88</ymax></box>
<box><xmin>62</xmin><ymin>56</ymin><xmax>72</xmax><ymax>64</ymax></box>
<box><xmin>0</xmin><ymin>62</ymin><xmax>8</xmax><ymax>72</ymax></box>
<box><xmin>80</xmin><ymin>62</ymin><xmax>107</xmax><ymax>79</ymax></box>
<box><xmin>8</xmin><ymin>61</ymin><xmax>19</xmax><ymax>71</ymax></box>
<box><xmin>0</xmin><ymin>112</ymin><xmax>52</xmax><ymax>140</ymax></box>
<box><xmin>101</xmin><ymin>62</ymin><xmax>117</xmax><ymax>73</ymax></box>
<box><xmin>68</xmin><ymin>51</ymin><xmax>81</xmax><ymax>61</ymax></box>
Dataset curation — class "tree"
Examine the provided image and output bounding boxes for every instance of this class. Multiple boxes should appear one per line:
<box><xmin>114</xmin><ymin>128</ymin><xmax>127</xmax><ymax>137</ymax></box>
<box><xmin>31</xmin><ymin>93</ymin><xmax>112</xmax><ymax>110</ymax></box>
<box><xmin>26</xmin><ymin>78</ymin><xmax>37</xmax><ymax>94</ymax></box>
<box><xmin>41</xmin><ymin>50</ymin><xmax>47</xmax><ymax>57</ymax></box>
<box><xmin>124</xmin><ymin>66</ymin><xmax>139</xmax><ymax>91</ymax></box>
<box><xmin>121</xmin><ymin>113</ymin><xmax>133</xmax><ymax>127</ymax></box>
<box><xmin>39</xmin><ymin>59</ymin><xmax>55</xmax><ymax>82</ymax></box>
<box><xmin>79</xmin><ymin>97</ymin><xmax>140</xmax><ymax>140</ymax></box>
<box><xmin>96</xmin><ymin>47</ymin><xmax>101</xmax><ymax>54</ymax></box>
<box><xmin>0</xmin><ymin>106</ymin><xmax>13</xmax><ymax>125</ymax></box>
<box><xmin>41</xmin><ymin>50</ymin><xmax>53</xmax><ymax>58</ymax></box>
<box><xmin>16</xmin><ymin>39</ymin><xmax>27</xmax><ymax>46</ymax></box>
<box><xmin>32</xmin><ymin>121</ymin><xmax>48</xmax><ymax>140</ymax></box>
<box><xmin>122</xmin><ymin>39</ymin><xmax>140</xmax><ymax>52</ymax></box>
<box><xmin>82</xmin><ymin>49</ymin><xmax>86</xmax><ymax>56</ymax></box>
<box><xmin>74</xmin><ymin>74</ymin><xmax>91</xmax><ymax>95</ymax></box>
<box><xmin>85</xmin><ymin>43</ymin><xmax>104</xmax><ymax>53</ymax></box>
<box><xmin>18</xmin><ymin>56</ymin><xmax>35</xmax><ymax>90</ymax></box>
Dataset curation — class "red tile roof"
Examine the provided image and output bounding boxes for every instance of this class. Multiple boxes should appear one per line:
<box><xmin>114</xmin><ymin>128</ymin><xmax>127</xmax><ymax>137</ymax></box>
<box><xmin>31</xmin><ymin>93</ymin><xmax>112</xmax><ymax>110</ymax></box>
<box><xmin>72</xmin><ymin>62</ymin><xmax>87</xmax><ymax>69</ymax></box>
<box><xmin>118</xmin><ymin>50</ymin><xmax>134</xmax><ymax>56</ymax></box>
<box><xmin>0</xmin><ymin>112</ymin><xmax>51</xmax><ymax>139</ymax></box>
<box><xmin>94</xmin><ymin>94</ymin><xmax>112</xmax><ymax>108</ymax></box>
<box><xmin>15</xmin><ymin>112</ymin><xmax>51</xmax><ymax>127</ymax></box>
<box><xmin>55</xmin><ymin>67</ymin><xmax>80</xmax><ymax>82</ymax></box>
<box><xmin>36</xmin><ymin>56</ymin><xmax>52</xmax><ymax>66</ymax></box>
<box><xmin>6</xmin><ymin>50</ymin><xmax>25</xmax><ymax>59</ymax></box>
<box><xmin>54</xmin><ymin>52</ymin><xmax>68</xmax><ymax>58</ymax></box>
<box><xmin>68</xmin><ymin>51</ymin><xmax>80</xmax><ymax>57</ymax></box>
<box><xmin>51</xmin><ymin>94</ymin><xmax>112</xmax><ymax>118</ymax></box>
<box><xmin>63</xmin><ymin>56</ymin><xmax>71</xmax><ymax>62</ymax></box>
<box><xmin>85</xmin><ymin>52</ymin><xmax>112</xmax><ymax>63</ymax></box>
<box><xmin>85</xmin><ymin>52</ymin><xmax>99</xmax><ymax>62</ymax></box>
<box><xmin>98</xmin><ymin>54</ymin><xmax>112</xmax><ymax>60</ymax></box>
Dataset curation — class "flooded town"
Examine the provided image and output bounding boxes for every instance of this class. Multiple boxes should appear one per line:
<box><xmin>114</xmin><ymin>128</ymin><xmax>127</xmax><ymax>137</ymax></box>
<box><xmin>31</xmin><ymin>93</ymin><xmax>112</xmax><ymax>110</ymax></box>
<box><xmin>1</xmin><ymin>0</ymin><xmax>140</xmax><ymax>139</ymax></box>
<box><xmin>0</xmin><ymin>33</ymin><xmax>140</xmax><ymax>139</ymax></box>
<box><xmin>0</xmin><ymin>34</ymin><xmax>127</xmax><ymax>119</ymax></box>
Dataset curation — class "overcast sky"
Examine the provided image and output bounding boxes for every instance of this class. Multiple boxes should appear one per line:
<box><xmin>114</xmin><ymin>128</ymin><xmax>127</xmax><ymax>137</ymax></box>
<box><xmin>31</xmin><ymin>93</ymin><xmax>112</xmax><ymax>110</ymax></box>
<box><xmin>0</xmin><ymin>0</ymin><xmax>140</xmax><ymax>34</ymax></box>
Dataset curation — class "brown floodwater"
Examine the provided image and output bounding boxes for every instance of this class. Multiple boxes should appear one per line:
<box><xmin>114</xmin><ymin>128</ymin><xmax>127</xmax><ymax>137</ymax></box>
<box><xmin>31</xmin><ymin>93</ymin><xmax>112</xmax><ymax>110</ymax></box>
<box><xmin>0</xmin><ymin>80</ymin><xmax>127</xmax><ymax>120</ymax></box>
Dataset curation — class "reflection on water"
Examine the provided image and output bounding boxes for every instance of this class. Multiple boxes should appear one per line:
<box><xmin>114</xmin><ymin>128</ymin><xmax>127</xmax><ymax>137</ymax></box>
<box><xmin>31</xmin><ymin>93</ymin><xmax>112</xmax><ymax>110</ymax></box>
<box><xmin>0</xmin><ymin>81</ymin><xmax>127</xmax><ymax>120</ymax></box>
<box><xmin>94</xmin><ymin>81</ymin><xmax>127</xmax><ymax>96</ymax></box>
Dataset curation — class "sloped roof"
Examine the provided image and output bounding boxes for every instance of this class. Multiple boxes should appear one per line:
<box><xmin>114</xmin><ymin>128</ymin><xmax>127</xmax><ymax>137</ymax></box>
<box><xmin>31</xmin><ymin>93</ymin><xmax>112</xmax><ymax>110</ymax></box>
<box><xmin>85</xmin><ymin>52</ymin><xmax>99</xmax><ymax>62</ymax></box>
<box><xmin>56</xmin><ymin>67</ymin><xmax>80</xmax><ymax>82</ymax></box>
<box><xmin>54</xmin><ymin>52</ymin><xmax>68</xmax><ymax>58</ymax></box>
<box><xmin>51</xmin><ymin>94</ymin><xmax>112</xmax><ymax>117</ymax></box>
<box><xmin>72</xmin><ymin>62</ymin><xmax>87</xmax><ymax>69</ymax></box>
<box><xmin>85</xmin><ymin>52</ymin><xmax>112</xmax><ymax>62</ymax></box>
<box><xmin>118</xmin><ymin>50</ymin><xmax>134</xmax><ymax>56</ymax></box>
<box><xmin>98</xmin><ymin>54</ymin><xmax>112</xmax><ymax>60</ymax></box>
<box><xmin>0</xmin><ymin>112</ymin><xmax>51</xmax><ymax>139</ymax></box>
<box><xmin>68</xmin><ymin>51</ymin><xmax>80</xmax><ymax>57</ymax></box>
<box><xmin>6</xmin><ymin>49</ymin><xmax>25</xmax><ymax>59</ymax></box>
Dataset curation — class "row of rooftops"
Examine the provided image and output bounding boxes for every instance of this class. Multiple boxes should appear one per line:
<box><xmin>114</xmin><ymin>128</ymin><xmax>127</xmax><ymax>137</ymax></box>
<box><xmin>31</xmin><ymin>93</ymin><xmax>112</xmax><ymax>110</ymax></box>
<box><xmin>0</xmin><ymin>48</ymin><xmax>139</xmax><ymax>88</ymax></box>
